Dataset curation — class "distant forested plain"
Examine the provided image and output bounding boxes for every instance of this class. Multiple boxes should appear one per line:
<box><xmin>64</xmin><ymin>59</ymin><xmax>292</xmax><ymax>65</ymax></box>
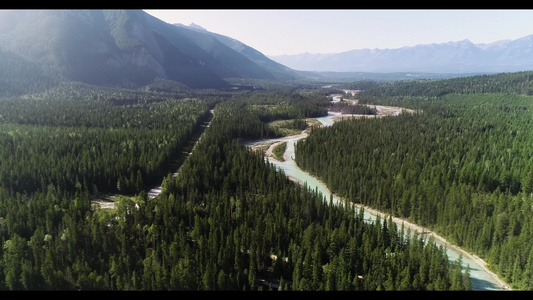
<box><xmin>2</xmin><ymin>71</ymin><xmax>533</xmax><ymax>290</ymax></box>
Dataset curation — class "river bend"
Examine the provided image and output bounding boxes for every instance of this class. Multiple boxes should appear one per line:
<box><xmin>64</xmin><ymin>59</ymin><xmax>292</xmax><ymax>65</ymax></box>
<box><xmin>246</xmin><ymin>111</ymin><xmax>510</xmax><ymax>291</ymax></box>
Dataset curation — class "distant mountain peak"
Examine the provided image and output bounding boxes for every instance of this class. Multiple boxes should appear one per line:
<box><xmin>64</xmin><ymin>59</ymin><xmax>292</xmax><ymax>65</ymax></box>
<box><xmin>188</xmin><ymin>22</ymin><xmax>207</xmax><ymax>31</ymax></box>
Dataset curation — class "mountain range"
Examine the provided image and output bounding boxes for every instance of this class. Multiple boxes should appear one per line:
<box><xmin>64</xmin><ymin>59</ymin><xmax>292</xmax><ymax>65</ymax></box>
<box><xmin>0</xmin><ymin>9</ymin><xmax>300</xmax><ymax>91</ymax></box>
<box><xmin>1</xmin><ymin>9</ymin><xmax>533</xmax><ymax>93</ymax></box>
<box><xmin>268</xmin><ymin>36</ymin><xmax>533</xmax><ymax>73</ymax></box>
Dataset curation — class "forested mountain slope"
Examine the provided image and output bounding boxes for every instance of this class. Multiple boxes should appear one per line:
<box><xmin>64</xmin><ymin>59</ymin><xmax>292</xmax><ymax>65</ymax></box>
<box><xmin>171</xmin><ymin>23</ymin><xmax>299</xmax><ymax>81</ymax></box>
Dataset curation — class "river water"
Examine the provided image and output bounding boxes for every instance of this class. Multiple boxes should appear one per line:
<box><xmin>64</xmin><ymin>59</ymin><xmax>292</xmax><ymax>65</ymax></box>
<box><xmin>245</xmin><ymin>112</ymin><xmax>508</xmax><ymax>291</ymax></box>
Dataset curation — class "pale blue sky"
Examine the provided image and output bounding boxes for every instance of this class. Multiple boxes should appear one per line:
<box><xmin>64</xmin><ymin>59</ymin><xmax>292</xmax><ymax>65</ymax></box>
<box><xmin>144</xmin><ymin>9</ymin><xmax>533</xmax><ymax>56</ymax></box>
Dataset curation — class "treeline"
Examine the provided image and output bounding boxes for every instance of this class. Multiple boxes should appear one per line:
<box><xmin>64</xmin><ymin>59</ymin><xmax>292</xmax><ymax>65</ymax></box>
<box><xmin>207</xmin><ymin>89</ymin><xmax>330</xmax><ymax>140</ymax></box>
<box><xmin>296</xmin><ymin>74</ymin><xmax>533</xmax><ymax>289</ymax></box>
<box><xmin>0</xmin><ymin>90</ymin><xmax>469</xmax><ymax>290</ymax></box>
<box><xmin>351</xmin><ymin>71</ymin><xmax>533</xmax><ymax>106</ymax></box>
<box><xmin>329</xmin><ymin>101</ymin><xmax>377</xmax><ymax>115</ymax></box>
<box><xmin>233</xmin><ymin>89</ymin><xmax>330</xmax><ymax>122</ymax></box>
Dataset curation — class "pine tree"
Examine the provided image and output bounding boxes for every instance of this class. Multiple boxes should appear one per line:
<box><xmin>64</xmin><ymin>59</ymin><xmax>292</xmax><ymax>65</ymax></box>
<box><xmin>522</xmin><ymin>169</ymin><xmax>533</xmax><ymax>194</ymax></box>
<box><xmin>463</xmin><ymin>264</ymin><xmax>471</xmax><ymax>290</ymax></box>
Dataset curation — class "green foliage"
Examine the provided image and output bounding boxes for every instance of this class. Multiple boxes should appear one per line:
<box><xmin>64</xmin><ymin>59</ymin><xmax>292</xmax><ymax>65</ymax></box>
<box><xmin>0</xmin><ymin>50</ymin><xmax>59</xmax><ymax>98</ymax></box>
<box><xmin>296</xmin><ymin>74</ymin><xmax>533</xmax><ymax>289</ymax></box>
<box><xmin>267</xmin><ymin>118</ymin><xmax>308</xmax><ymax>137</ymax></box>
<box><xmin>272</xmin><ymin>142</ymin><xmax>287</xmax><ymax>161</ymax></box>
<box><xmin>0</xmin><ymin>83</ymin><xmax>213</xmax><ymax>195</ymax></box>
<box><xmin>226</xmin><ymin>89</ymin><xmax>327</xmax><ymax>138</ymax></box>
<box><xmin>355</xmin><ymin>71</ymin><xmax>533</xmax><ymax>106</ymax></box>
<box><xmin>0</xmin><ymin>85</ymin><xmax>461</xmax><ymax>290</ymax></box>
<box><xmin>5</xmin><ymin>9</ymin><xmax>528</xmax><ymax>291</ymax></box>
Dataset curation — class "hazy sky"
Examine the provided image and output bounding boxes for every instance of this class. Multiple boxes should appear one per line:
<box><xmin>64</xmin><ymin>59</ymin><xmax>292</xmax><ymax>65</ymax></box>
<box><xmin>144</xmin><ymin>9</ymin><xmax>533</xmax><ymax>56</ymax></box>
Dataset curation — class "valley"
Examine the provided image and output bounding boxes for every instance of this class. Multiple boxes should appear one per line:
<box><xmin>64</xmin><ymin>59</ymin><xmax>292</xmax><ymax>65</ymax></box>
<box><xmin>1</xmin><ymin>9</ymin><xmax>533</xmax><ymax>292</ymax></box>
<box><xmin>1</xmin><ymin>76</ymin><xmax>528</xmax><ymax>291</ymax></box>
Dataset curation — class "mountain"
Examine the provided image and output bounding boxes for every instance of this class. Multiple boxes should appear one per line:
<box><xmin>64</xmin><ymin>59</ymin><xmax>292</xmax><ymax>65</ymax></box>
<box><xmin>0</xmin><ymin>9</ymin><xmax>300</xmax><ymax>91</ymax></box>
<box><xmin>269</xmin><ymin>36</ymin><xmax>533</xmax><ymax>73</ymax></box>
<box><xmin>175</xmin><ymin>22</ymin><xmax>300</xmax><ymax>81</ymax></box>
<box><xmin>168</xmin><ymin>22</ymin><xmax>299</xmax><ymax>82</ymax></box>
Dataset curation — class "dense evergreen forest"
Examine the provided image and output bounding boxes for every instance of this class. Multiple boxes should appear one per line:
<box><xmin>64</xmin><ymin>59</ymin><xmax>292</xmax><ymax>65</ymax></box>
<box><xmin>0</xmin><ymin>81</ymin><xmax>217</xmax><ymax>195</ymax></box>
<box><xmin>0</xmin><ymin>78</ymin><xmax>469</xmax><ymax>290</ymax></box>
<box><xmin>297</xmin><ymin>70</ymin><xmax>533</xmax><ymax>290</ymax></box>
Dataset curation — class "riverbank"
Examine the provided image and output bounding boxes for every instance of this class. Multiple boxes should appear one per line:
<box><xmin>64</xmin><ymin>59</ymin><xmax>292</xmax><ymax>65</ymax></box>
<box><xmin>252</xmin><ymin>107</ymin><xmax>511</xmax><ymax>291</ymax></box>
<box><xmin>278</xmin><ymin>159</ymin><xmax>512</xmax><ymax>291</ymax></box>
